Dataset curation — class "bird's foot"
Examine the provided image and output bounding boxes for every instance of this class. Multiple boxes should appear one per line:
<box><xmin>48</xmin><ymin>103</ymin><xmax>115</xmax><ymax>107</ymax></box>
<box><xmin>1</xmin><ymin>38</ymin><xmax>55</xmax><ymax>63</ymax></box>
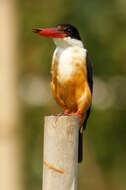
<box><xmin>63</xmin><ymin>110</ymin><xmax>82</xmax><ymax>117</ymax></box>
<box><xmin>55</xmin><ymin>113</ymin><xmax>65</xmax><ymax>116</ymax></box>
<box><xmin>56</xmin><ymin>109</ymin><xmax>71</xmax><ymax>116</ymax></box>
<box><xmin>56</xmin><ymin>110</ymin><xmax>82</xmax><ymax>117</ymax></box>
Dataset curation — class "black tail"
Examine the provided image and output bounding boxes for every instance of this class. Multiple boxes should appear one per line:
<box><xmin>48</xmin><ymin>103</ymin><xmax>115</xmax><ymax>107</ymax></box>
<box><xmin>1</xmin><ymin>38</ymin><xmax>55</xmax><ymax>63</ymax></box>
<box><xmin>78</xmin><ymin>131</ymin><xmax>83</xmax><ymax>163</ymax></box>
<box><xmin>78</xmin><ymin>107</ymin><xmax>92</xmax><ymax>163</ymax></box>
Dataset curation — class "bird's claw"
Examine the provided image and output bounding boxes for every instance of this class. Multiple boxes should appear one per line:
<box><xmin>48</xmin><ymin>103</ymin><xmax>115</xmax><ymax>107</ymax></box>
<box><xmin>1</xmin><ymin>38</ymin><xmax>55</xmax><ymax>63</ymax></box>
<box><xmin>56</xmin><ymin>110</ymin><xmax>82</xmax><ymax>117</ymax></box>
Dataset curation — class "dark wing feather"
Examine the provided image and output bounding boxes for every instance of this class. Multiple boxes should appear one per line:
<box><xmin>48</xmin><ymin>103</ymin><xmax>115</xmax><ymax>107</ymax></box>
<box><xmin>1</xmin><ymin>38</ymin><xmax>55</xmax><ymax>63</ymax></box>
<box><xmin>78</xmin><ymin>53</ymin><xmax>93</xmax><ymax>163</ymax></box>
<box><xmin>86</xmin><ymin>53</ymin><xmax>93</xmax><ymax>94</ymax></box>
<box><xmin>83</xmin><ymin>53</ymin><xmax>93</xmax><ymax>130</ymax></box>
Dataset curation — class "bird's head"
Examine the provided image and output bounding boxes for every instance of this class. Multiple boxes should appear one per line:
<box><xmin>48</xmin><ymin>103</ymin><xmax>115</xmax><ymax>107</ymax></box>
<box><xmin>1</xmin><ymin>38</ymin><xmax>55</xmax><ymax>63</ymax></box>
<box><xmin>33</xmin><ymin>24</ymin><xmax>83</xmax><ymax>47</ymax></box>
<box><xmin>33</xmin><ymin>24</ymin><xmax>81</xmax><ymax>40</ymax></box>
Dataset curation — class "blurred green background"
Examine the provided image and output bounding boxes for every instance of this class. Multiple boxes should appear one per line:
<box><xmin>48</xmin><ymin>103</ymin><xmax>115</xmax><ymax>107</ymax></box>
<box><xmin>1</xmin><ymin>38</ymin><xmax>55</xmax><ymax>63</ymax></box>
<box><xmin>18</xmin><ymin>0</ymin><xmax>126</xmax><ymax>189</ymax></box>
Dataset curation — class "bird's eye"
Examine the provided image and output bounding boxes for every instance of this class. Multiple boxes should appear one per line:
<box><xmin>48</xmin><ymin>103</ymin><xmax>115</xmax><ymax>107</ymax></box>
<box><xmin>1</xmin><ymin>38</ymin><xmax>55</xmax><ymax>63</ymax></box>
<box><xmin>57</xmin><ymin>25</ymin><xmax>62</xmax><ymax>31</ymax></box>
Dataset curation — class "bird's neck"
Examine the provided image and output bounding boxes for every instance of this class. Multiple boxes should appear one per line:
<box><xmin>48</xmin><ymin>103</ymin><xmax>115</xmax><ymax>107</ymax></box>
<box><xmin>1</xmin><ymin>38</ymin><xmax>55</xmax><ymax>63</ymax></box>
<box><xmin>53</xmin><ymin>37</ymin><xmax>84</xmax><ymax>49</ymax></box>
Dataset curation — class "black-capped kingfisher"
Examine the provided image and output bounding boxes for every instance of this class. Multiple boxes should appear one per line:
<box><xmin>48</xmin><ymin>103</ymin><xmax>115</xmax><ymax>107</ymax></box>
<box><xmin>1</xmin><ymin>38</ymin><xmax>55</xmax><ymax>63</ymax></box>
<box><xmin>33</xmin><ymin>24</ymin><xmax>93</xmax><ymax>163</ymax></box>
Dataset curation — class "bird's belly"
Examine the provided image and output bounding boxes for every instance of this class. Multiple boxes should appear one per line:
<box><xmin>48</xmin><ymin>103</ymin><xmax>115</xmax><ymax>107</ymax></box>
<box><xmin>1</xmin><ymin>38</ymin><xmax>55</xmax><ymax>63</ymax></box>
<box><xmin>51</xmin><ymin>46</ymin><xmax>87</xmax><ymax>112</ymax></box>
<box><xmin>57</xmin><ymin>61</ymin><xmax>75</xmax><ymax>82</ymax></box>
<box><xmin>51</xmin><ymin>81</ymin><xmax>77</xmax><ymax>111</ymax></box>
<box><xmin>57</xmin><ymin>54</ymin><xmax>85</xmax><ymax>83</ymax></box>
<box><xmin>51</xmin><ymin>65</ymin><xmax>86</xmax><ymax>111</ymax></box>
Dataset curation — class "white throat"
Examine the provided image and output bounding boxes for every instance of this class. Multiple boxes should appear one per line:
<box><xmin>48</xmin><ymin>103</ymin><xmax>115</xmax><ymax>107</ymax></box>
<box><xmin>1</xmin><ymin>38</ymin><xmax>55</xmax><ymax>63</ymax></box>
<box><xmin>53</xmin><ymin>37</ymin><xmax>84</xmax><ymax>48</ymax></box>
<box><xmin>52</xmin><ymin>36</ymin><xmax>87</xmax><ymax>83</ymax></box>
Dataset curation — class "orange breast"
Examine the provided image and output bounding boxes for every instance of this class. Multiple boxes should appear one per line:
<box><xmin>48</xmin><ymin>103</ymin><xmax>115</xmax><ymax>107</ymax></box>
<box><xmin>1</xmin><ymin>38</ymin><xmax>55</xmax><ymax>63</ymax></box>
<box><xmin>51</xmin><ymin>55</ymin><xmax>91</xmax><ymax>115</ymax></box>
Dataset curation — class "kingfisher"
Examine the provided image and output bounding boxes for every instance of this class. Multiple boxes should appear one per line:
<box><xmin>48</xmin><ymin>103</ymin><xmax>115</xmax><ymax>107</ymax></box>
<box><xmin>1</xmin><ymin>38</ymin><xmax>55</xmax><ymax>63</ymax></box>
<box><xmin>33</xmin><ymin>24</ymin><xmax>93</xmax><ymax>163</ymax></box>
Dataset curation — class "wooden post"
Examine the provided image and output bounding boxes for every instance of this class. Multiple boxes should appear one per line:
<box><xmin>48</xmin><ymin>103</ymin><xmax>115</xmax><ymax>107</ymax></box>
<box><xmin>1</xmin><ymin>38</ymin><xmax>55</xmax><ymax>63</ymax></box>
<box><xmin>42</xmin><ymin>116</ymin><xmax>79</xmax><ymax>190</ymax></box>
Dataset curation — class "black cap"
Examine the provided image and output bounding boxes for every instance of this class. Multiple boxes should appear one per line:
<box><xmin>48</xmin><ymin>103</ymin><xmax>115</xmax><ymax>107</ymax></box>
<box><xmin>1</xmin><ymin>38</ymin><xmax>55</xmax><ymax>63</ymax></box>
<box><xmin>56</xmin><ymin>24</ymin><xmax>81</xmax><ymax>40</ymax></box>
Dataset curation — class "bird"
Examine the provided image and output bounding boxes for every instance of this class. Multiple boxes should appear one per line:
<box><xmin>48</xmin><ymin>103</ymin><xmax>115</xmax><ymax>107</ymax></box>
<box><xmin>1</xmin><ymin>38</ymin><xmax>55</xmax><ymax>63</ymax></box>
<box><xmin>33</xmin><ymin>24</ymin><xmax>93</xmax><ymax>163</ymax></box>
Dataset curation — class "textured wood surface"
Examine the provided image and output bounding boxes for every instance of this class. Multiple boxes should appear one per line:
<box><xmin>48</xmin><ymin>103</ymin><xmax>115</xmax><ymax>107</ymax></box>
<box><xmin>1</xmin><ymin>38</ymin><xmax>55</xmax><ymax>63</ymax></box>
<box><xmin>42</xmin><ymin>116</ymin><xmax>79</xmax><ymax>190</ymax></box>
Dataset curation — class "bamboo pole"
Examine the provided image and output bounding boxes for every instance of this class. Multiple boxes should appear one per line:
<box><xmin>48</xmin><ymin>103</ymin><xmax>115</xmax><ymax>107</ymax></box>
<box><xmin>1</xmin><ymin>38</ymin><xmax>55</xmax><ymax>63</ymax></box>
<box><xmin>42</xmin><ymin>116</ymin><xmax>79</xmax><ymax>190</ymax></box>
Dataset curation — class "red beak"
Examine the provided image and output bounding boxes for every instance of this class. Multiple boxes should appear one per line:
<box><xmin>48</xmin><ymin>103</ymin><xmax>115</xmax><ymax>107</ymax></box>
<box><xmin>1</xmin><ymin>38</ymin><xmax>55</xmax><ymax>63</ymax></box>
<box><xmin>32</xmin><ymin>28</ymin><xmax>68</xmax><ymax>38</ymax></box>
